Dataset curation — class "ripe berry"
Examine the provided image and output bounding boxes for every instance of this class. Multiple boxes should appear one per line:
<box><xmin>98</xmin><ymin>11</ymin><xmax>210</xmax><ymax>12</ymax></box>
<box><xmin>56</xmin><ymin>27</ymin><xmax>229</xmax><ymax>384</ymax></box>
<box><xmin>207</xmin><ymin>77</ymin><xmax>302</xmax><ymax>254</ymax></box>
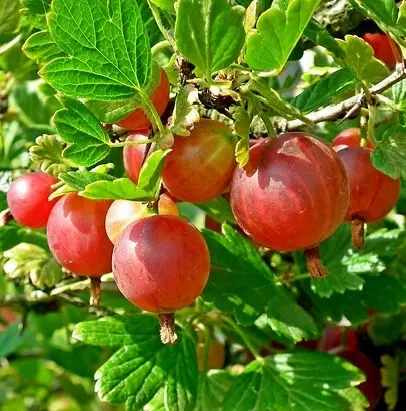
<box><xmin>332</xmin><ymin>128</ymin><xmax>374</xmax><ymax>151</ymax></box>
<box><xmin>230</xmin><ymin>133</ymin><xmax>349</xmax><ymax>278</ymax></box>
<box><xmin>317</xmin><ymin>326</ymin><xmax>359</xmax><ymax>353</ymax></box>
<box><xmin>116</xmin><ymin>69</ymin><xmax>170</xmax><ymax>131</ymax></box>
<box><xmin>123</xmin><ymin>131</ymin><xmax>151</xmax><ymax>183</ymax></box>
<box><xmin>337</xmin><ymin>147</ymin><xmax>400</xmax><ymax>248</ymax></box>
<box><xmin>363</xmin><ymin>33</ymin><xmax>398</xmax><ymax>68</ymax></box>
<box><xmin>7</xmin><ymin>172</ymin><xmax>58</xmax><ymax>229</ymax></box>
<box><xmin>113</xmin><ymin>215</ymin><xmax>210</xmax><ymax>344</ymax></box>
<box><xmin>197</xmin><ymin>340</ymin><xmax>225</xmax><ymax>371</ymax></box>
<box><xmin>163</xmin><ymin>119</ymin><xmax>236</xmax><ymax>203</ymax></box>
<box><xmin>105</xmin><ymin>193</ymin><xmax>178</xmax><ymax>244</ymax></box>
<box><xmin>47</xmin><ymin>193</ymin><xmax>113</xmax><ymax>277</ymax></box>
<box><xmin>338</xmin><ymin>349</ymin><xmax>382</xmax><ymax>410</ymax></box>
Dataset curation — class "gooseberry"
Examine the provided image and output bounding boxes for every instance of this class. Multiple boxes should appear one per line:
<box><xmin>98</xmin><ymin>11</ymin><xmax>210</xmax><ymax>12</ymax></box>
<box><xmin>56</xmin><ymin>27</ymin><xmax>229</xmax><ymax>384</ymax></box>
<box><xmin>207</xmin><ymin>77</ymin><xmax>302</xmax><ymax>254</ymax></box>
<box><xmin>332</xmin><ymin>128</ymin><xmax>374</xmax><ymax>151</ymax></box>
<box><xmin>123</xmin><ymin>131</ymin><xmax>151</xmax><ymax>183</ymax></box>
<box><xmin>112</xmin><ymin>215</ymin><xmax>210</xmax><ymax>344</ymax></box>
<box><xmin>317</xmin><ymin>326</ymin><xmax>359</xmax><ymax>353</ymax></box>
<box><xmin>116</xmin><ymin>69</ymin><xmax>170</xmax><ymax>131</ymax></box>
<box><xmin>230</xmin><ymin>133</ymin><xmax>349</xmax><ymax>278</ymax></box>
<box><xmin>337</xmin><ymin>147</ymin><xmax>401</xmax><ymax>248</ymax></box>
<box><xmin>363</xmin><ymin>33</ymin><xmax>398</xmax><ymax>68</ymax></box>
<box><xmin>7</xmin><ymin>172</ymin><xmax>58</xmax><ymax>229</ymax></box>
<box><xmin>105</xmin><ymin>193</ymin><xmax>178</xmax><ymax>244</ymax></box>
<box><xmin>197</xmin><ymin>339</ymin><xmax>226</xmax><ymax>371</ymax></box>
<box><xmin>163</xmin><ymin>119</ymin><xmax>236</xmax><ymax>203</ymax></box>
<box><xmin>47</xmin><ymin>193</ymin><xmax>113</xmax><ymax>277</ymax></box>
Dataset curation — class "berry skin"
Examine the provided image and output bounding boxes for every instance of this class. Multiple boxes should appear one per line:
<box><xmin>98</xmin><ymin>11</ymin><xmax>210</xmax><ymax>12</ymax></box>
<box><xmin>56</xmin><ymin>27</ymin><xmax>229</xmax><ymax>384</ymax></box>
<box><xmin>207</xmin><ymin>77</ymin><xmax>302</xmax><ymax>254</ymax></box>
<box><xmin>197</xmin><ymin>340</ymin><xmax>225</xmax><ymax>371</ymax></box>
<box><xmin>7</xmin><ymin>172</ymin><xmax>58</xmax><ymax>229</ymax></box>
<box><xmin>332</xmin><ymin>128</ymin><xmax>374</xmax><ymax>151</ymax></box>
<box><xmin>363</xmin><ymin>33</ymin><xmax>397</xmax><ymax>68</ymax></box>
<box><xmin>123</xmin><ymin>131</ymin><xmax>151</xmax><ymax>183</ymax></box>
<box><xmin>112</xmin><ymin>215</ymin><xmax>210</xmax><ymax>313</ymax></box>
<box><xmin>47</xmin><ymin>193</ymin><xmax>113</xmax><ymax>277</ymax></box>
<box><xmin>338</xmin><ymin>349</ymin><xmax>382</xmax><ymax>411</ymax></box>
<box><xmin>163</xmin><ymin>119</ymin><xmax>236</xmax><ymax>203</ymax></box>
<box><xmin>105</xmin><ymin>194</ymin><xmax>179</xmax><ymax>244</ymax></box>
<box><xmin>116</xmin><ymin>69</ymin><xmax>170</xmax><ymax>131</ymax></box>
<box><xmin>230</xmin><ymin>133</ymin><xmax>349</xmax><ymax>277</ymax></box>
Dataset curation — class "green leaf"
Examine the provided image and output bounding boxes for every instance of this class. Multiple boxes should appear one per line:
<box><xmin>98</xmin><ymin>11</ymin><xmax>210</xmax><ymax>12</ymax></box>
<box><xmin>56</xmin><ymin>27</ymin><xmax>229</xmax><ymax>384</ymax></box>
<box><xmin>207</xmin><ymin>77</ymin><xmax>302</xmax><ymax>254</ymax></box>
<box><xmin>196</xmin><ymin>371</ymin><xmax>235</xmax><ymax>411</ymax></box>
<box><xmin>0</xmin><ymin>0</ymin><xmax>20</xmax><ymax>38</ymax></box>
<box><xmin>150</xmin><ymin>0</ymin><xmax>174</xmax><ymax>11</ymax></box>
<box><xmin>80</xmin><ymin>149</ymin><xmax>170</xmax><ymax>200</ymax></box>
<box><xmin>223</xmin><ymin>352</ymin><xmax>364</xmax><ymax>410</ymax></box>
<box><xmin>23</xmin><ymin>31</ymin><xmax>64</xmax><ymax>65</ymax></box>
<box><xmin>53</xmin><ymin>97</ymin><xmax>111</xmax><ymax>167</ymax></box>
<box><xmin>371</xmin><ymin>124</ymin><xmax>406</xmax><ymax>179</ymax></box>
<box><xmin>308</xmin><ymin>274</ymin><xmax>406</xmax><ymax>324</ymax></box>
<box><xmin>0</xmin><ymin>224</ymin><xmax>49</xmax><ymax>252</ymax></box>
<box><xmin>41</xmin><ymin>0</ymin><xmax>152</xmax><ymax>100</ymax></box>
<box><xmin>202</xmin><ymin>225</ymin><xmax>318</xmax><ymax>342</ymax></box>
<box><xmin>29</xmin><ymin>135</ymin><xmax>73</xmax><ymax>177</ymax></box>
<box><xmin>175</xmin><ymin>0</ymin><xmax>246</xmax><ymax>80</ymax></box>
<box><xmin>169</xmin><ymin>87</ymin><xmax>200</xmax><ymax>136</ymax></box>
<box><xmin>246</xmin><ymin>0</ymin><xmax>321</xmax><ymax>73</ymax></box>
<box><xmin>304</xmin><ymin>19</ymin><xmax>345</xmax><ymax>59</ymax></box>
<box><xmin>138</xmin><ymin>0</ymin><xmax>165</xmax><ymax>45</ymax></box>
<box><xmin>349</xmin><ymin>0</ymin><xmax>401</xmax><ymax>36</ymax></box>
<box><xmin>196</xmin><ymin>197</ymin><xmax>236</xmax><ymax>225</ymax></box>
<box><xmin>398</xmin><ymin>1</ymin><xmax>406</xmax><ymax>31</ymax></box>
<box><xmin>73</xmin><ymin>315</ymin><xmax>198</xmax><ymax>410</ymax></box>
<box><xmin>368</xmin><ymin>312</ymin><xmax>406</xmax><ymax>346</ymax></box>
<box><xmin>381</xmin><ymin>355</ymin><xmax>399</xmax><ymax>410</ymax></box>
<box><xmin>308</xmin><ymin>225</ymin><xmax>384</xmax><ymax>298</ymax></box>
<box><xmin>392</xmin><ymin>79</ymin><xmax>406</xmax><ymax>125</ymax></box>
<box><xmin>338</xmin><ymin>35</ymin><xmax>389</xmax><ymax>83</ymax></box>
<box><xmin>250</xmin><ymin>78</ymin><xmax>312</xmax><ymax>124</ymax></box>
<box><xmin>0</xmin><ymin>324</ymin><xmax>25</xmax><ymax>358</ymax></box>
<box><xmin>234</xmin><ymin>107</ymin><xmax>251</xmax><ymax>167</ymax></box>
<box><xmin>291</xmin><ymin>69</ymin><xmax>357</xmax><ymax>114</ymax></box>
<box><xmin>59</xmin><ymin>171</ymin><xmax>115</xmax><ymax>192</ymax></box>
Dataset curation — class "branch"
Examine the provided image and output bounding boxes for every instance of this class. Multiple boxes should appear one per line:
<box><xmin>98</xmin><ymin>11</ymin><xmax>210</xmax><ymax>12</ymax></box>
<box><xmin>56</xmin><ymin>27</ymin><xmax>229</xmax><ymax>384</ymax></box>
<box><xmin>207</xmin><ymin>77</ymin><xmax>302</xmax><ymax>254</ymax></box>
<box><xmin>285</xmin><ymin>65</ymin><xmax>406</xmax><ymax>131</ymax></box>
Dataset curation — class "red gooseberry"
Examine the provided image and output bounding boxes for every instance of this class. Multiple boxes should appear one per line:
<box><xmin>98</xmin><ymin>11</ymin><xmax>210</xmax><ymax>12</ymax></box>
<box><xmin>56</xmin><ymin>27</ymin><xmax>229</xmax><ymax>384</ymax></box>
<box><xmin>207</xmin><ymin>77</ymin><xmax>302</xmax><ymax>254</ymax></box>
<box><xmin>105</xmin><ymin>193</ymin><xmax>178</xmax><ymax>244</ymax></box>
<box><xmin>338</xmin><ymin>349</ymin><xmax>382</xmax><ymax>411</ymax></box>
<box><xmin>317</xmin><ymin>326</ymin><xmax>359</xmax><ymax>353</ymax></box>
<box><xmin>337</xmin><ymin>147</ymin><xmax>400</xmax><ymax>248</ymax></box>
<box><xmin>7</xmin><ymin>172</ymin><xmax>58</xmax><ymax>229</ymax></box>
<box><xmin>47</xmin><ymin>193</ymin><xmax>113</xmax><ymax>277</ymax></box>
<box><xmin>363</xmin><ymin>33</ymin><xmax>398</xmax><ymax>69</ymax></box>
<box><xmin>197</xmin><ymin>339</ymin><xmax>226</xmax><ymax>371</ymax></box>
<box><xmin>230</xmin><ymin>132</ymin><xmax>349</xmax><ymax>278</ymax></box>
<box><xmin>332</xmin><ymin>128</ymin><xmax>374</xmax><ymax>151</ymax></box>
<box><xmin>123</xmin><ymin>131</ymin><xmax>151</xmax><ymax>183</ymax></box>
<box><xmin>163</xmin><ymin>119</ymin><xmax>236</xmax><ymax>203</ymax></box>
<box><xmin>112</xmin><ymin>215</ymin><xmax>210</xmax><ymax>344</ymax></box>
<box><xmin>116</xmin><ymin>69</ymin><xmax>170</xmax><ymax>131</ymax></box>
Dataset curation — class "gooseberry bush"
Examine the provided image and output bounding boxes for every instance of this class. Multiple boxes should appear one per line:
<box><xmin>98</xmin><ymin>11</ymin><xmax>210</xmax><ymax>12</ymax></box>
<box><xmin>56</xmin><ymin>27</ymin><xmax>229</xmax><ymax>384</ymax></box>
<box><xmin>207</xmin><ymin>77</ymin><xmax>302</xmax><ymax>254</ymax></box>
<box><xmin>2</xmin><ymin>0</ymin><xmax>406</xmax><ymax>410</ymax></box>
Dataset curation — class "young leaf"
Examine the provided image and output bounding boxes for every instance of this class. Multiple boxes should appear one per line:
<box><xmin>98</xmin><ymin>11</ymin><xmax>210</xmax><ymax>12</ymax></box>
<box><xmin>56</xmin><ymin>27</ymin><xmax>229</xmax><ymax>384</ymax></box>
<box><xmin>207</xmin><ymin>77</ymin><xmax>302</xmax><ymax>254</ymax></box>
<box><xmin>371</xmin><ymin>124</ymin><xmax>406</xmax><ymax>179</ymax></box>
<box><xmin>73</xmin><ymin>315</ymin><xmax>198</xmax><ymax>410</ymax></box>
<box><xmin>53</xmin><ymin>97</ymin><xmax>111</xmax><ymax>167</ymax></box>
<box><xmin>80</xmin><ymin>150</ymin><xmax>170</xmax><ymax>200</ymax></box>
<box><xmin>291</xmin><ymin>68</ymin><xmax>357</xmax><ymax>114</ymax></box>
<box><xmin>169</xmin><ymin>87</ymin><xmax>200</xmax><ymax>136</ymax></box>
<box><xmin>150</xmin><ymin>0</ymin><xmax>174</xmax><ymax>11</ymax></box>
<box><xmin>381</xmin><ymin>355</ymin><xmax>399</xmax><ymax>411</ymax></box>
<box><xmin>59</xmin><ymin>171</ymin><xmax>115</xmax><ymax>192</ymax></box>
<box><xmin>23</xmin><ymin>31</ymin><xmax>64</xmax><ymax>65</ymax></box>
<box><xmin>246</xmin><ymin>0</ymin><xmax>321</xmax><ymax>73</ymax></box>
<box><xmin>222</xmin><ymin>352</ymin><xmax>365</xmax><ymax>410</ymax></box>
<box><xmin>175</xmin><ymin>0</ymin><xmax>246</xmax><ymax>80</ymax></box>
<box><xmin>202</xmin><ymin>225</ymin><xmax>318</xmax><ymax>342</ymax></box>
<box><xmin>41</xmin><ymin>0</ymin><xmax>152</xmax><ymax>100</ymax></box>
<box><xmin>337</xmin><ymin>35</ymin><xmax>389</xmax><ymax>83</ymax></box>
<box><xmin>29</xmin><ymin>135</ymin><xmax>73</xmax><ymax>176</ymax></box>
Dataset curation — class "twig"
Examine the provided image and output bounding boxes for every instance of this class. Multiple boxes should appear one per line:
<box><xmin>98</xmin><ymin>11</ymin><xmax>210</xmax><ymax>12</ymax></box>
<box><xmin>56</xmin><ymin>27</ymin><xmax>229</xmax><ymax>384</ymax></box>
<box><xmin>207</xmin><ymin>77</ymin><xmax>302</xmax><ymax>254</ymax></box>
<box><xmin>285</xmin><ymin>65</ymin><xmax>406</xmax><ymax>131</ymax></box>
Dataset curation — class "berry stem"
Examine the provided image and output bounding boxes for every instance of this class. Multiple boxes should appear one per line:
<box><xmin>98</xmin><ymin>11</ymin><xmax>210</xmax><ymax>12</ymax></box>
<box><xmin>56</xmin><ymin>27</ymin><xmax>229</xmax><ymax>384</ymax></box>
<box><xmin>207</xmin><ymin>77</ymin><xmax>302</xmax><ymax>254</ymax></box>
<box><xmin>89</xmin><ymin>277</ymin><xmax>101</xmax><ymax>307</ymax></box>
<box><xmin>351</xmin><ymin>217</ymin><xmax>365</xmax><ymax>249</ymax></box>
<box><xmin>304</xmin><ymin>247</ymin><xmax>328</xmax><ymax>279</ymax></box>
<box><xmin>158</xmin><ymin>313</ymin><xmax>178</xmax><ymax>345</ymax></box>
